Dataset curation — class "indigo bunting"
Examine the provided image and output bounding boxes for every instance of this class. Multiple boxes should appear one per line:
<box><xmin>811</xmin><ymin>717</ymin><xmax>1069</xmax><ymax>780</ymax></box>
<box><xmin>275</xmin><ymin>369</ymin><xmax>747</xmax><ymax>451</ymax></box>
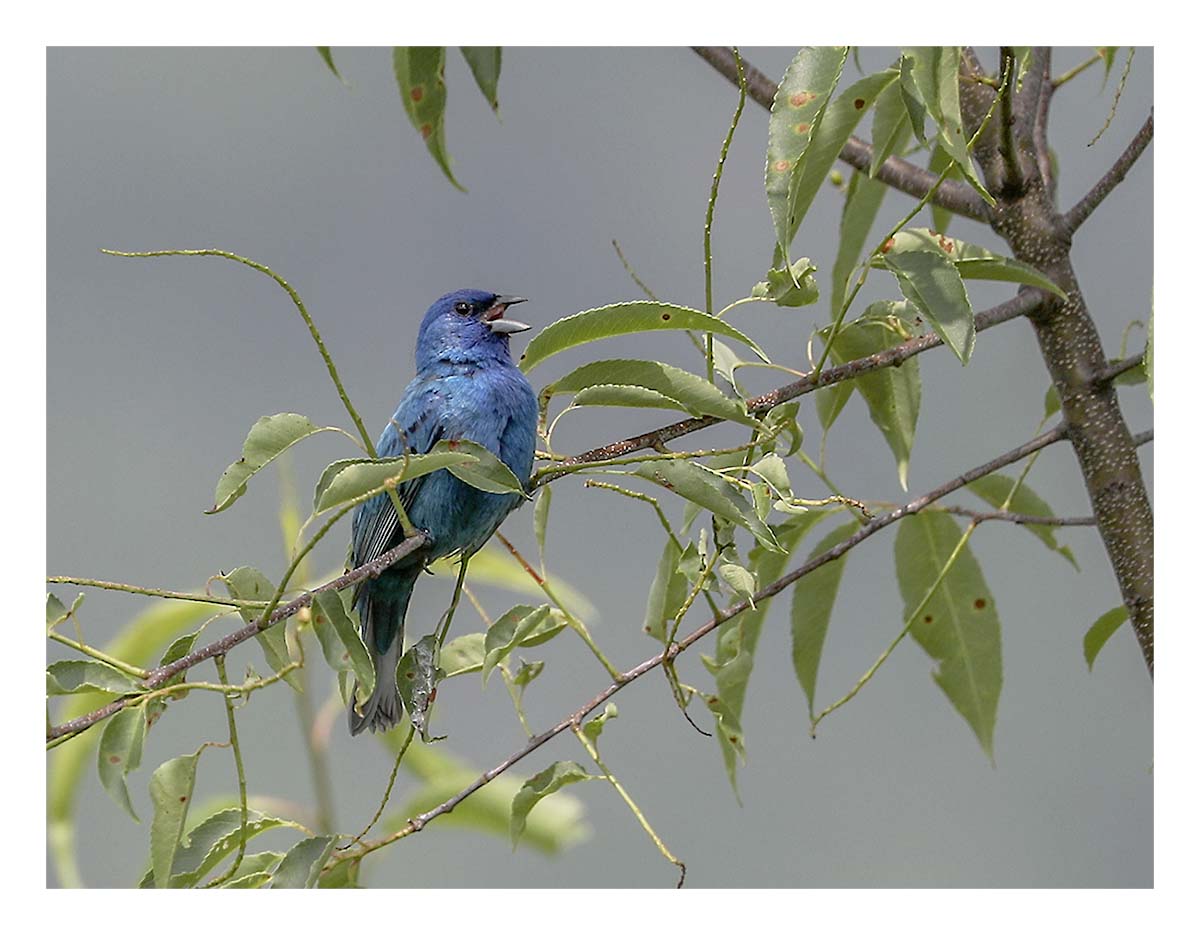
<box><xmin>348</xmin><ymin>289</ymin><xmax>538</xmax><ymax>735</ymax></box>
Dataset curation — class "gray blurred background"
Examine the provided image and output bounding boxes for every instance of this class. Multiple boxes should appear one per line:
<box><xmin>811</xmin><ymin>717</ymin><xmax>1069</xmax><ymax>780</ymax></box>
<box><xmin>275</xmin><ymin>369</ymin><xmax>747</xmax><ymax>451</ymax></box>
<box><xmin>47</xmin><ymin>47</ymin><xmax>1152</xmax><ymax>888</ymax></box>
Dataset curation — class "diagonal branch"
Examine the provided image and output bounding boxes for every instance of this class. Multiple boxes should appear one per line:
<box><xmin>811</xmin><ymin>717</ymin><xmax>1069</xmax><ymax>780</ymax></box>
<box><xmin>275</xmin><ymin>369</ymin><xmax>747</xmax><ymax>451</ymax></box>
<box><xmin>46</xmin><ymin>534</ymin><xmax>430</xmax><ymax>743</ymax></box>
<box><xmin>1063</xmin><ymin>112</ymin><xmax>1153</xmax><ymax>232</ymax></box>
<box><xmin>334</xmin><ymin>421</ymin><xmax>1081</xmax><ymax>866</ymax></box>
<box><xmin>691</xmin><ymin>46</ymin><xmax>991</xmax><ymax>223</ymax></box>
<box><xmin>540</xmin><ymin>290</ymin><xmax>1041</xmax><ymax>481</ymax></box>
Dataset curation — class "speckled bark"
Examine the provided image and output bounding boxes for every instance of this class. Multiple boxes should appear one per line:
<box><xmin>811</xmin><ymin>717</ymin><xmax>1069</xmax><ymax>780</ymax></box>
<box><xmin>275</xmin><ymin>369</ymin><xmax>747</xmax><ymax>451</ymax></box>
<box><xmin>962</xmin><ymin>48</ymin><xmax>1154</xmax><ymax>673</ymax></box>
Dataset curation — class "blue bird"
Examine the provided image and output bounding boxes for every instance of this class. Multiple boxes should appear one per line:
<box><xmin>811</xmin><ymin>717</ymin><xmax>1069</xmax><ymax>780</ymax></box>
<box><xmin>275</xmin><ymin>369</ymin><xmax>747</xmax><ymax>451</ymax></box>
<box><xmin>348</xmin><ymin>289</ymin><xmax>538</xmax><ymax>735</ymax></box>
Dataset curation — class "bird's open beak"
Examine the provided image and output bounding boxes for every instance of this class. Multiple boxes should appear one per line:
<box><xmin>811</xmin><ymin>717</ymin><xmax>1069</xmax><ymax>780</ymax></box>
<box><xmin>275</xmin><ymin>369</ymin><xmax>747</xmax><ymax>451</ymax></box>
<box><xmin>485</xmin><ymin>295</ymin><xmax>531</xmax><ymax>334</ymax></box>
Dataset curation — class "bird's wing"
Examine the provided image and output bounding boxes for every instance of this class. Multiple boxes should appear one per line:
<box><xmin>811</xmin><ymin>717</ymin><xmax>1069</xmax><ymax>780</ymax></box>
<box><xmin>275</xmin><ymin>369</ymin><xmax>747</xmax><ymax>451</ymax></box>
<box><xmin>351</xmin><ymin>381</ymin><xmax>445</xmax><ymax>570</ymax></box>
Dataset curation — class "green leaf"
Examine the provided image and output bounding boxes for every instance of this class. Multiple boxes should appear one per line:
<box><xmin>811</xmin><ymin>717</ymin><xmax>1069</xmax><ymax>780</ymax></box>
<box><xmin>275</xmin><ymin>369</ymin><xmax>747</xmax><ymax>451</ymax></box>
<box><xmin>821</xmin><ymin>303</ymin><xmax>921</xmax><ymax>488</ymax></box>
<box><xmin>791</xmin><ymin>521</ymin><xmax>860</xmax><ymax>717</ymax></box>
<box><xmin>460</xmin><ymin>47</ymin><xmax>502</xmax><ymax>112</ymax></box>
<box><xmin>439</xmin><ymin>438</ymin><xmax>528</xmax><ymax>495</ymax></box>
<box><xmin>901</xmin><ymin>47</ymin><xmax>994</xmax><ymax>205</ymax></box>
<box><xmin>482</xmin><ymin>604</ymin><xmax>564</xmax><ymax>684</ymax></box>
<box><xmin>148</xmin><ymin>751</ymin><xmax>202</xmax><ymax>888</ymax></box>
<box><xmin>708</xmin><ymin>511</ymin><xmax>829</xmax><ymax>795</ymax></box>
<box><xmin>47</xmin><ymin>659</ymin><xmax>140</xmax><ymax>696</ymax></box>
<box><xmin>772</xmin><ymin>68</ymin><xmax>898</xmax><ymax>255</ymax></box>
<box><xmin>895</xmin><ymin>513</ymin><xmax>1002</xmax><ymax>759</ymax></box>
<box><xmin>718</xmin><ymin>561</ymin><xmax>758</xmax><ymax>607</ymax></box>
<box><xmin>145</xmin><ymin>630</ymin><xmax>201</xmax><ymax>725</ymax></box>
<box><xmin>870</xmin><ymin>77</ymin><xmax>914</xmax><ymax>177</ymax></box>
<box><xmin>898</xmin><ymin>55</ymin><xmax>927</xmax><ymax>141</ymax></box>
<box><xmin>1043</xmin><ymin>384</ymin><xmax>1061</xmax><ymax>420</ymax></box>
<box><xmin>208</xmin><ymin>413</ymin><xmax>337</xmax><ymax>514</ymax></box>
<box><xmin>1099</xmin><ymin>47</ymin><xmax>1119</xmax><ymax>84</ymax></box>
<box><xmin>312</xmin><ymin>591</ymin><xmax>375</xmax><ymax>700</ymax></box>
<box><xmin>519</xmin><ymin>301</ymin><xmax>767</xmax><ymax>373</ymax></box>
<box><xmin>967</xmin><ymin>474</ymin><xmax>1079</xmax><ymax>569</ymax></box>
<box><xmin>766</xmin><ymin>47</ymin><xmax>848</xmax><ymax>251</ymax></box>
<box><xmin>221</xmin><ymin>851</ymin><xmax>283</xmax><ymax>888</ymax></box>
<box><xmin>633</xmin><ymin>460</ymin><xmax>782</xmax><ymax>553</ymax></box>
<box><xmin>510</xmin><ymin>761</ymin><xmax>597</xmax><ymax>849</ymax></box>
<box><xmin>569</xmin><ymin>384</ymin><xmax>693</xmax><ymax>415</ymax></box>
<box><xmin>393</xmin><ymin>47</ymin><xmax>464</xmax><ymax>191</ymax></box>
<box><xmin>832</xmin><ymin>172</ymin><xmax>887</xmax><ymax>318</ymax></box>
<box><xmin>816</xmin><ymin>379</ymin><xmax>854</xmax><ymax>434</ymax></box>
<box><xmin>543</xmin><ymin>358</ymin><xmax>757</xmax><ymax>427</ymax></box>
<box><xmin>390</xmin><ymin>741</ymin><xmax>589</xmax><ymax>854</ymax></box>
<box><xmin>876</xmin><ymin>228</ymin><xmax>1066</xmax><ymax>298</ymax></box>
<box><xmin>643</xmin><ymin>536</ymin><xmax>688</xmax><ymax>643</ymax></box>
<box><xmin>513</xmin><ymin>659</ymin><xmax>544</xmax><ymax>688</ymax></box>
<box><xmin>316</xmin><ymin>47</ymin><xmax>342</xmax><ymax>82</ymax></box>
<box><xmin>223</xmin><ymin>567</ymin><xmax>301</xmax><ymax>691</ymax></box>
<box><xmin>97</xmin><ymin>706</ymin><xmax>147</xmax><ymax>822</ymax></box>
<box><xmin>761</xmin><ymin>400</ymin><xmax>804</xmax><ymax>456</ymax></box>
<box><xmin>751</xmin><ymin>258</ymin><xmax>821</xmax><ymax>307</ymax></box>
<box><xmin>440</xmin><ymin>632</ymin><xmax>486</xmax><ymax>678</ymax></box>
<box><xmin>137</xmin><ymin>808</ymin><xmax>300</xmax><ymax>888</ymax></box>
<box><xmin>533</xmin><ymin>486</ymin><xmax>552</xmax><ymax>570</ymax></box>
<box><xmin>271</xmin><ymin>835</ymin><xmax>338</xmax><ymax>889</ymax></box>
<box><xmin>47</xmin><ymin>591</ymin><xmax>84</xmax><ymax>631</ymax></box>
<box><xmin>883</xmin><ymin>248</ymin><xmax>975</xmax><ymax>364</ymax></box>
<box><xmin>1084</xmin><ymin>606</ymin><xmax>1128</xmax><ymax>670</ymax></box>
<box><xmin>926</xmin><ymin>144</ymin><xmax>959</xmax><ymax>234</ymax></box>
<box><xmin>313</xmin><ymin>450</ymin><xmax>477</xmax><ymax>512</ymax></box>
<box><xmin>396</xmin><ymin>634</ymin><xmax>441</xmax><ymax>740</ymax></box>
<box><xmin>581</xmin><ymin>702</ymin><xmax>619</xmax><ymax>747</ymax></box>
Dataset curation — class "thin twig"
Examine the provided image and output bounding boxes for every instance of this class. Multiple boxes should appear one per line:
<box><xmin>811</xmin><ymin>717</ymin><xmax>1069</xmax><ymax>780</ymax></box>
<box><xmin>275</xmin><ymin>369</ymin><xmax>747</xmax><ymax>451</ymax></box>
<box><xmin>1064</xmin><ymin>112</ymin><xmax>1154</xmax><ymax>232</ymax></box>
<box><xmin>203</xmin><ymin>654</ymin><xmax>249</xmax><ymax>888</ymax></box>
<box><xmin>1093</xmin><ymin>352</ymin><xmax>1147</xmax><ymax>385</ymax></box>
<box><xmin>941</xmin><ymin>506</ymin><xmax>1096</xmax><ymax>527</ymax></box>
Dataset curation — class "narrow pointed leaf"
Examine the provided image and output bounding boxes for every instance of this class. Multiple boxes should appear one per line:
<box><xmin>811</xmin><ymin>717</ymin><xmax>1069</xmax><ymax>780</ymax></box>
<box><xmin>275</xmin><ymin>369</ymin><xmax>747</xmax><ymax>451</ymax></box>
<box><xmin>47</xmin><ymin>659</ymin><xmax>140</xmax><ymax>696</ymax></box>
<box><xmin>510</xmin><ymin>761</ymin><xmax>597</xmax><ymax>849</ymax></box>
<box><xmin>895</xmin><ymin>513</ymin><xmax>1002</xmax><ymax>759</ymax></box>
<box><xmin>569</xmin><ymin>385</ymin><xmax>692</xmax><ymax>415</ymax></box>
<box><xmin>643</xmin><ymin>536</ymin><xmax>688</xmax><ymax>643</ymax></box>
<box><xmin>870</xmin><ymin>77</ymin><xmax>913</xmax><ymax>177</ymax></box>
<box><xmin>313</xmin><ymin>450</ymin><xmax>477</xmax><ymax>512</ymax></box>
<box><xmin>312</xmin><ymin>591</ymin><xmax>375</xmax><ymax>699</ymax></box>
<box><xmin>967</xmin><ymin>473</ymin><xmax>1079</xmax><ymax>569</ymax></box>
<box><xmin>927</xmin><ymin>144</ymin><xmax>959</xmax><ymax>233</ymax></box>
<box><xmin>883</xmin><ymin>248</ymin><xmax>975</xmax><ymax>364</ymax></box>
<box><xmin>221</xmin><ymin>851</ymin><xmax>283</xmax><ymax>888</ymax></box>
<box><xmin>97</xmin><ymin>706</ymin><xmax>147</xmax><ymax>822</ymax></box>
<box><xmin>148</xmin><ymin>751</ymin><xmax>202</xmax><ymax>888</ymax></box>
<box><xmin>209</xmin><ymin>413</ymin><xmax>336</xmax><ymax>514</ymax></box>
<box><xmin>633</xmin><ymin>460</ymin><xmax>782</xmax><ymax>552</ymax></box>
<box><xmin>393</xmin><ymin>47</ymin><xmax>464</xmax><ymax>191</ymax></box>
<box><xmin>791</xmin><ymin>521</ymin><xmax>860</xmax><ymax>716</ymax></box>
<box><xmin>438</xmin><ymin>438</ymin><xmax>528</xmax><ymax>495</ymax></box>
<box><xmin>1084</xmin><ymin>606</ymin><xmax>1129</xmax><ymax>670</ymax></box>
<box><xmin>316</xmin><ymin>47</ymin><xmax>342</xmax><ymax>81</ymax></box>
<box><xmin>544</xmin><ymin>359</ymin><xmax>756</xmax><ymax>426</ymax></box>
<box><xmin>832</xmin><ymin>172</ymin><xmax>888</xmax><ymax>317</ymax></box>
<box><xmin>519</xmin><ymin>302</ymin><xmax>766</xmax><ymax>372</ymax></box>
<box><xmin>460</xmin><ymin>47</ymin><xmax>502</xmax><ymax>112</ymax></box>
<box><xmin>137</xmin><ymin>809</ymin><xmax>300</xmax><ymax>888</ymax></box>
<box><xmin>271</xmin><ymin>835</ymin><xmax>338</xmax><ymax>888</ymax></box>
<box><xmin>223</xmin><ymin>567</ymin><xmax>301</xmax><ymax>692</ymax></box>
<box><xmin>482</xmin><ymin>605</ymin><xmax>562</xmax><ymax>684</ymax></box>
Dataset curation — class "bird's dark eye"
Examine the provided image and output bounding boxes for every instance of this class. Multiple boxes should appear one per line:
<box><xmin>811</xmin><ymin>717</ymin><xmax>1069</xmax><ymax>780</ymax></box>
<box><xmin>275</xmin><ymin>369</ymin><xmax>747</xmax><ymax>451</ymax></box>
<box><xmin>454</xmin><ymin>301</ymin><xmax>471</xmax><ymax>315</ymax></box>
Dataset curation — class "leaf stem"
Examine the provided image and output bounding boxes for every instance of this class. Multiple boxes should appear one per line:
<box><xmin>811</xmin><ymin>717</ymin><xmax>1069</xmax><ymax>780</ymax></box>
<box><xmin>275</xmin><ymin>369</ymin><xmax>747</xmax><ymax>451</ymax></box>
<box><xmin>203</xmin><ymin>654</ymin><xmax>249</xmax><ymax>887</ymax></box>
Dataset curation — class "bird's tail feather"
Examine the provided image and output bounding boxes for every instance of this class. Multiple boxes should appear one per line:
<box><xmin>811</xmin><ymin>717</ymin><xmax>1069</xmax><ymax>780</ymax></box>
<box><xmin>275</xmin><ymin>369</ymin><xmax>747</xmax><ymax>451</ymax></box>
<box><xmin>348</xmin><ymin>576</ymin><xmax>415</xmax><ymax>736</ymax></box>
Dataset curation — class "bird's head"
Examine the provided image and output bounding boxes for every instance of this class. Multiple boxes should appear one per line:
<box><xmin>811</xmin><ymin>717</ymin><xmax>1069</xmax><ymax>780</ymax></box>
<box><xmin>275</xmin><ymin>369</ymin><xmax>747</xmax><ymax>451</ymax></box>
<box><xmin>415</xmin><ymin>289</ymin><xmax>531</xmax><ymax>369</ymax></box>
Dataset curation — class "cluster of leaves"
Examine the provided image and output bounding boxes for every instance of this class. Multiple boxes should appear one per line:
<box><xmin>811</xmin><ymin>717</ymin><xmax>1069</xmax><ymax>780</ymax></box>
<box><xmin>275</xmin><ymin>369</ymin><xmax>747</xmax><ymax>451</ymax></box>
<box><xmin>47</xmin><ymin>46</ymin><xmax>1147</xmax><ymax>887</ymax></box>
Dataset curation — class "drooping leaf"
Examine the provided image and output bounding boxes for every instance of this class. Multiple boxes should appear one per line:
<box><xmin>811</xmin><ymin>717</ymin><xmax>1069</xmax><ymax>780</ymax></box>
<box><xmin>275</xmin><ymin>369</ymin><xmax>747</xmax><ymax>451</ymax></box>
<box><xmin>313</xmin><ymin>450</ymin><xmax>477</xmax><ymax>512</ymax></box>
<box><xmin>209</xmin><ymin>413</ymin><xmax>337</xmax><ymax>514</ymax></box>
<box><xmin>148</xmin><ymin>751</ymin><xmax>202</xmax><ymax>888</ymax></box>
<box><xmin>967</xmin><ymin>474</ymin><xmax>1079</xmax><ymax>569</ymax></box>
<box><xmin>481</xmin><ymin>605</ymin><xmax>564</xmax><ymax>684</ymax></box>
<box><xmin>543</xmin><ymin>358</ymin><xmax>757</xmax><ymax>426</ymax></box>
<box><xmin>816</xmin><ymin>379</ymin><xmax>855</xmax><ymax>434</ymax></box>
<box><xmin>821</xmin><ymin>302</ymin><xmax>922</xmax><ymax>488</ymax></box>
<box><xmin>316</xmin><ymin>47</ymin><xmax>342</xmax><ymax>82</ymax></box>
<box><xmin>533</xmin><ymin>486</ymin><xmax>552</xmax><ymax>571</ymax></box>
<box><xmin>439</xmin><ymin>439</ymin><xmax>529</xmax><ymax>495</ymax></box>
<box><xmin>510</xmin><ymin>761</ymin><xmax>597</xmax><ymax>849</ymax></box>
<box><xmin>870</xmin><ymin>76</ymin><xmax>914</xmax><ymax>177</ymax></box>
<box><xmin>901</xmin><ymin>47</ymin><xmax>994</xmax><ymax>205</ymax></box>
<box><xmin>882</xmin><ymin>247</ymin><xmax>975</xmax><ymax>364</ymax></box>
<box><xmin>393</xmin><ymin>47</ymin><xmax>464</xmax><ymax>191</ymax></box>
<box><xmin>519</xmin><ymin>301</ymin><xmax>767</xmax><ymax>373</ymax></box>
<box><xmin>459</xmin><ymin>47</ymin><xmax>502</xmax><ymax>112</ymax></box>
<box><xmin>895</xmin><ymin>512</ymin><xmax>1002</xmax><ymax>759</ymax></box>
<box><xmin>643</xmin><ymin>536</ymin><xmax>689</xmax><ymax>643</ymax></box>
<box><xmin>831</xmin><ymin>173</ymin><xmax>887</xmax><ymax>318</ymax></box>
<box><xmin>223</xmin><ymin>567</ymin><xmax>301</xmax><ymax>691</ymax></box>
<box><xmin>751</xmin><ymin>258</ymin><xmax>820</xmax><ymax>307</ymax></box>
<box><xmin>633</xmin><ymin>460</ymin><xmax>782</xmax><ymax>553</ymax></box>
<box><xmin>707</xmin><ymin>511</ymin><xmax>829</xmax><ymax>795</ymax></box>
<box><xmin>47</xmin><ymin>659</ymin><xmax>140</xmax><ymax>696</ymax></box>
<box><xmin>513</xmin><ymin>659</ymin><xmax>545</xmax><ymax>688</ymax></box>
<box><xmin>898</xmin><ymin>55</ymin><xmax>927</xmax><ymax>142</ymax></box>
<box><xmin>312</xmin><ymin>591</ymin><xmax>375</xmax><ymax>700</ymax></box>
<box><xmin>791</xmin><ymin>521</ymin><xmax>860</xmax><ymax>717</ymax></box>
<box><xmin>271</xmin><ymin>835</ymin><xmax>339</xmax><ymax>889</ymax></box>
<box><xmin>396</xmin><ymin>634</ymin><xmax>441</xmax><ymax>740</ymax></box>
<box><xmin>1084</xmin><ymin>606</ymin><xmax>1129</xmax><ymax>670</ymax></box>
<box><xmin>97</xmin><ymin>705</ymin><xmax>147</xmax><ymax>822</ymax></box>
<box><xmin>766</xmin><ymin>47</ymin><xmax>849</xmax><ymax>251</ymax></box>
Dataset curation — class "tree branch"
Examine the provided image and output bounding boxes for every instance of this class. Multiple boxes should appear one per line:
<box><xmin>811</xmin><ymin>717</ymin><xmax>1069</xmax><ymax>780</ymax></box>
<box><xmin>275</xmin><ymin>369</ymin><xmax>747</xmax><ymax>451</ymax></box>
<box><xmin>46</xmin><ymin>533</ymin><xmax>430</xmax><ymax>743</ymax></box>
<box><xmin>691</xmin><ymin>46</ymin><xmax>991</xmax><ymax>224</ymax></box>
<box><xmin>541</xmin><ymin>290</ymin><xmax>1041</xmax><ymax>480</ymax></box>
<box><xmin>334</xmin><ymin>421</ymin><xmax>1075</xmax><ymax>866</ymax></box>
<box><xmin>1063</xmin><ymin>112</ymin><xmax>1153</xmax><ymax>232</ymax></box>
